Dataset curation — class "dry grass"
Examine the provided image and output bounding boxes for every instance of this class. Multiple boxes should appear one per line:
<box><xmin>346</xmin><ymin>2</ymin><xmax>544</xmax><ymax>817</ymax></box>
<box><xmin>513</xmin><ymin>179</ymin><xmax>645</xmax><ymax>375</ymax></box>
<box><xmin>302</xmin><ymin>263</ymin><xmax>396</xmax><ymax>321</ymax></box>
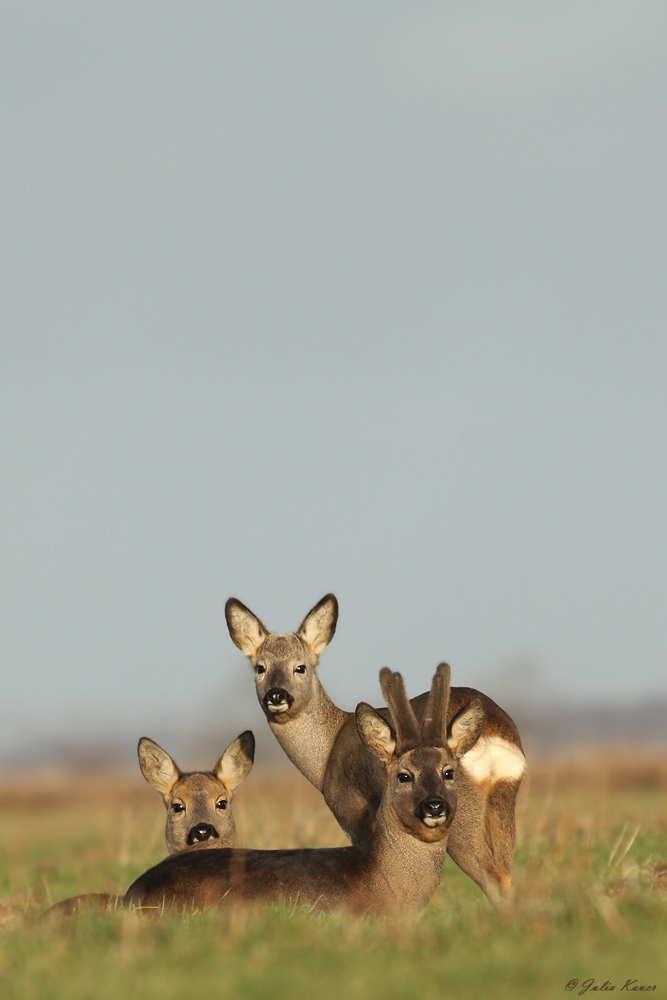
<box><xmin>0</xmin><ymin>748</ymin><xmax>666</xmax><ymax>999</ymax></box>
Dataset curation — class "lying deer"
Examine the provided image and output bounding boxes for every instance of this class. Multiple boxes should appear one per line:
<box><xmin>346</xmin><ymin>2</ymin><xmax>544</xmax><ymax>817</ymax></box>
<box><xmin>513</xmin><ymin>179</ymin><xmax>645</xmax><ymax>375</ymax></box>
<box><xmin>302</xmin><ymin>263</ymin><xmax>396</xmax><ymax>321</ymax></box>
<box><xmin>124</xmin><ymin>664</ymin><xmax>483</xmax><ymax>914</ymax></box>
<box><xmin>42</xmin><ymin>732</ymin><xmax>254</xmax><ymax>918</ymax></box>
<box><xmin>225</xmin><ymin>594</ymin><xmax>526</xmax><ymax>904</ymax></box>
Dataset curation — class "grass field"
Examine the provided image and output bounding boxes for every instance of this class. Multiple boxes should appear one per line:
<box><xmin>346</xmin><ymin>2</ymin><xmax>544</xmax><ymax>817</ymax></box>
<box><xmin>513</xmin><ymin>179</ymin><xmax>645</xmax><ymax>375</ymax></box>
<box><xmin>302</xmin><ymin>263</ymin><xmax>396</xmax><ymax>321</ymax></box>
<box><xmin>1</xmin><ymin>749</ymin><xmax>666</xmax><ymax>1000</ymax></box>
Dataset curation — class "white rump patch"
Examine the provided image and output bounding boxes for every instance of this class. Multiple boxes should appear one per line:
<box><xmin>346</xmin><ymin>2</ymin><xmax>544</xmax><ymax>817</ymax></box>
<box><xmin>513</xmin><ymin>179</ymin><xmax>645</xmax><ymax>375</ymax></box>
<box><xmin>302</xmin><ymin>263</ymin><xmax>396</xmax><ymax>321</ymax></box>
<box><xmin>460</xmin><ymin>736</ymin><xmax>526</xmax><ymax>786</ymax></box>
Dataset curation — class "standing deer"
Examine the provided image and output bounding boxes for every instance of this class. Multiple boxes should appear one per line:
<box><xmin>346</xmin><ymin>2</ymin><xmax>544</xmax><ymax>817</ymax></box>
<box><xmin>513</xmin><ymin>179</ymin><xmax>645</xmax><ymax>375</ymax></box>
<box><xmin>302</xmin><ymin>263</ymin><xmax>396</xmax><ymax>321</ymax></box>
<box><xmin>225</xmin><ymin>594</ymin><xmax>526</xmax><ymax>904</ymax></box>
<box><xmin>138</xmin><ymin>732</ymin><xmax>255</xmax><ymax>854</ymax></box>
<box><xmin>124</xmin><ymin>664</ymin><xmax>483</xmax><ymax>914</ymax></box>
<box><xmin>42</xmin><ymin>732</ymin><xmax>254</xmax><ymax>918</ymax></box>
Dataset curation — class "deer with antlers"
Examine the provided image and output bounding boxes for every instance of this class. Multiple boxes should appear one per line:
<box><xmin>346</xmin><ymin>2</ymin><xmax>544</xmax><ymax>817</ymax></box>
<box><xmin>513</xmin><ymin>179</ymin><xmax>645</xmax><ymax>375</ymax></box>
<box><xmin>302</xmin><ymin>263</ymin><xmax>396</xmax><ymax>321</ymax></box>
<box><xmin>225</xmin><ymin>594</ymin><xmax>526</xmax><ymax>904</ymax></box>
<box><xmin>123</xmin><ymin>664</ymin><xmax>483</xmax><ymax>914</ymax></box>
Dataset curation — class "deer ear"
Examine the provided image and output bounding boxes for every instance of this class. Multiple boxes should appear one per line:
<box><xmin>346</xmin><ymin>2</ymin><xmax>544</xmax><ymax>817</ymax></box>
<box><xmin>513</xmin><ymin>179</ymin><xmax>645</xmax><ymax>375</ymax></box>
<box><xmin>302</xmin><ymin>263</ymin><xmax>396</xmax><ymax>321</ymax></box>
<box><xmin>297</xmin><ymin>594</ymin><xmax>338</xmax><ymax>656</ymax></box>
<box><xmin>355</xmin><ymin>703</ymin><xmax>396</xmax><ymax>764</ymax></box>
<box><xmin>213</xmin><ymin>731</ymin><xmax>255</xmax><ymax>791</ymax></box>
<box><xmin>138</xmin><ymin>738</ymin><xmax>182</xmax><ymax>798</ymax></box>
<box><xmin>225</xmin><ymin>599</ymin><xmax>269</xmax><ymax>657</ymax></box>
<box><xmin>447</xmin><ymin>697</ymin><xmax>486</xmax><ymax>758</ymax></box>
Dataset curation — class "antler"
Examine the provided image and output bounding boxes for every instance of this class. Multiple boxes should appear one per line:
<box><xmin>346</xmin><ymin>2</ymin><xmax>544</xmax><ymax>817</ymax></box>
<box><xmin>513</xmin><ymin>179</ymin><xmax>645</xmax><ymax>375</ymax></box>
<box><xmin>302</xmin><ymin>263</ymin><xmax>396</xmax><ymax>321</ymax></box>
<box><xmin>421</xmin><ymin>662</ymin><xmax>451</xmax><ymax>746</ymax></box>
<box><xmin>379</xmin><ymin>667</ymin><xmax>421</xmax><ymax>751</ymax></box>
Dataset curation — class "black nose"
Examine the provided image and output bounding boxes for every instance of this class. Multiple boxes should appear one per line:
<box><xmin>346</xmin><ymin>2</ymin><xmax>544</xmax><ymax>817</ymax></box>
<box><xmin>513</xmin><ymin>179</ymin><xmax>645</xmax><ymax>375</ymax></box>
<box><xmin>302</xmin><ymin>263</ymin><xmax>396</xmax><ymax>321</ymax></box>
<box><xmin>263</xmin><ymin>688</ymin><xmax>293</xmax><ymax>707</ymax></box>
<box><xmin>187</xmin><ymin>824</ymin><xmax>219</xmax><ymax>845</ymax></box>
<box><xmin>421</xmin><ymin>799</ymin><xmax>447</xmax><ymax>818</ymax></box>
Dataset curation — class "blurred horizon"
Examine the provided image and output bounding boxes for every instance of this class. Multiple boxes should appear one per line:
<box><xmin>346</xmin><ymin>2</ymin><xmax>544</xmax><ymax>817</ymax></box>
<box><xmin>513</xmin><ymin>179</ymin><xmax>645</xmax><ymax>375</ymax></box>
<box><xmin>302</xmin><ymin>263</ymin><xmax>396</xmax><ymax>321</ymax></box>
<box><xmin>3</xmin><ymin>662</ymin><xmax>666</xmax><ymax>770</ymax></box>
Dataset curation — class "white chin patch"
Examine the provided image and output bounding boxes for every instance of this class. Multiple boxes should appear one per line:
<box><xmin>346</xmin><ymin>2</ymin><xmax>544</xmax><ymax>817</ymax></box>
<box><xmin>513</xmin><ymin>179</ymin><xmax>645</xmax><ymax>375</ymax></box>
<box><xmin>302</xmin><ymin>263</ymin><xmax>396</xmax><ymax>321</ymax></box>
<box><xmin>422</xmin><ymin>816</ymin><xmax>447</xmax><ymax>828</ymax></box>
<box><xmin>267</xmin><ymin>703</ymin><xmax>290</xmax><ymax>714</ymax></box>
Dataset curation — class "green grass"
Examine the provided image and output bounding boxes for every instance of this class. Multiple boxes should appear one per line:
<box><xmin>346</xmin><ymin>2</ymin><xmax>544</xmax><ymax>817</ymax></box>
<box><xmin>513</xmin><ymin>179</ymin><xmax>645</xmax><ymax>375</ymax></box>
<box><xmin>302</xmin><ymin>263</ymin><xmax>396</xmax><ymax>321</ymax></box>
<box><xmin>1</xmin><ymin>754</ymin><xmax>666</xmax><ymax>1000</ymax></box>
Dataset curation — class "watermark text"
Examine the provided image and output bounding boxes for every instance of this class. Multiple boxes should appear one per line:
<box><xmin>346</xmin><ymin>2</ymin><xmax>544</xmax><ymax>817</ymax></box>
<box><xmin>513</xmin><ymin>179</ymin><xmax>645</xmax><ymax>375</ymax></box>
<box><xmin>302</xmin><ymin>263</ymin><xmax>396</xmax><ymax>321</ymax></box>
<box><xmin>566</xmin><ymin>981</ymin><xmax>657</xmax><ymax>995</ymax></box>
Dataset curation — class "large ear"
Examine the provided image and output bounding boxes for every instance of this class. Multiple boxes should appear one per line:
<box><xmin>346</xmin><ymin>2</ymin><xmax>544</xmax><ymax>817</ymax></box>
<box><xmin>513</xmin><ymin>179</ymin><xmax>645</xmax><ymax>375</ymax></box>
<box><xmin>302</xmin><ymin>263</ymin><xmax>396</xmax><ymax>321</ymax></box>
<box><xmin>355</xmin><ymin>703</ymin><xmax>396</xmax><ymax>765</ymax></box>
<box><xmin>225</xmin><ymin>598</ymin><xmax>269</xmax><ymax>657</ymax></box>
<box><xmin>447</xmin><ymin>697</ymin><xmax>486</xmax><ymax>758</ymax></box>
<box><xmin>213</xmin><ymin>730</ymin><xmax>255</xmax><ymax>791</ymax></box>
<box><xmin>297</xmin><ymin>594</ymin><xmax>338</xmax><ymax>656</ymax></box>
<box><xmin>137</xmin><ymin>738</ymin><xmax>182</xmax><ymax>798</ymax></box>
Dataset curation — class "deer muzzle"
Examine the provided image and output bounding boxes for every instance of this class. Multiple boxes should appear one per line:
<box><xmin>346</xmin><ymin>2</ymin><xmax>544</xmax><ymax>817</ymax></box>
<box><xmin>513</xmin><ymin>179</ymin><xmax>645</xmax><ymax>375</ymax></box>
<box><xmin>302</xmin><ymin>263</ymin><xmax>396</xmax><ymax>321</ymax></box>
<box><xmin>263</xmin><ymin>688</ymin><xmax>294</xmax><ymax>714</ymax></box>
<box><xmin>418</xmin><ymin>799</ymin><xmax>452</xmax><ymax>829</ymax></box>
<box><xmin>187</xmin><ymin>824</ymin><xmax>220</xmax><ymax>846</ymax></box>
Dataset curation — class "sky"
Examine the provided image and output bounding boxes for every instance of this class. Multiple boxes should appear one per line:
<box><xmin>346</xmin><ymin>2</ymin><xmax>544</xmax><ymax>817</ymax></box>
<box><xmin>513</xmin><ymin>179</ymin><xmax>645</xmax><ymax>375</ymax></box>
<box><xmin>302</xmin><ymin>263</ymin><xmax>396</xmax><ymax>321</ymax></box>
<box><xmin>2</xmin><ymin>0</ymin><xmax>666</xmax><ymax>766</ymax></box>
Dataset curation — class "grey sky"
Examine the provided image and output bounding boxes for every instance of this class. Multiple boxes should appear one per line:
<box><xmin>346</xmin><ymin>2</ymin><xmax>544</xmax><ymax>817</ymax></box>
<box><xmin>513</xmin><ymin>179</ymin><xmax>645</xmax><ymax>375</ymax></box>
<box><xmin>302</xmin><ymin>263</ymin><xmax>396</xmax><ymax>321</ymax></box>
<box><xmin>2</xmin><ymin>1</ymin><xmax>666</xmax><ymax>763</ymax></box>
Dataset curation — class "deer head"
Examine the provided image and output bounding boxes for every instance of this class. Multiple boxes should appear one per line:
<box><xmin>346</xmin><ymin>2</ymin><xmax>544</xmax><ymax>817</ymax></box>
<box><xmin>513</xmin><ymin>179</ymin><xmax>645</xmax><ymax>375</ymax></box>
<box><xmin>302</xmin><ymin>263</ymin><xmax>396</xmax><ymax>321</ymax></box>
<box><xmin>225</xmin><ymin>595</ymin><xmax>338</xmax><ymax>724</ymax></box>
<box><xmin>137</xmin><ymin>732</ymin><xmax>255</xmax><ymax>854</ymax></box>
<box><xmin>356</xmin><ymin>664</ymin><xmax>485</xmax><ymax>843</ymax></box>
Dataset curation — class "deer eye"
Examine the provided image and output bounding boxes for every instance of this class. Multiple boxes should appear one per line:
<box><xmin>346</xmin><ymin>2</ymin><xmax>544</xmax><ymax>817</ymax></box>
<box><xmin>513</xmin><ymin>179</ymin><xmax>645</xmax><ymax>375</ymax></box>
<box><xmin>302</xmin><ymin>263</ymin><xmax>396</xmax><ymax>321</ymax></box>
<box><xmin>255</xmin><ymin>665</ymin><xmax>266</xmax><ymax>675</ymax></box>
<box><xmin>443</xmin><ymin>769</ymin><xmax>455</xmax><ymax>780</ymax></box>
<box><xmin>216</xmin><ymin>800</ymin><xmax>227</xmax><ymax>810</ymax></box>
<box><xmin>171</xmin><ymin>803</ymin><xmax>185</xmax><ymax>813</ymax></box>
<box><xmin>397</xmin><ymin>772</ymin><xmax>413</xmax><ymax>784</ymax></box>
<box><xmin>294</xmin><ymin>665</ymin><xmax>306</xmax><ymax>674</ymax></box>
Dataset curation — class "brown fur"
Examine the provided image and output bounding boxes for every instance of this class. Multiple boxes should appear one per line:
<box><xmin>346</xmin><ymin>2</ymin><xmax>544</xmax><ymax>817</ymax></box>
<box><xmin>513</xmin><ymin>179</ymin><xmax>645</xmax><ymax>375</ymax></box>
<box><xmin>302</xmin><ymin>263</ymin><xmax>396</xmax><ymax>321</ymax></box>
<box><xmin>42</xmin><ymin>734</ymin><xmax>255</xmax><ymax>921</ymax></box>
<box><xmin>226</xmin><ymin>595</ymin><xmax>526</xmax><ymax>903</ymax></box>
<box><xmin>124</xmin><ymin>666</ymin><xmax>482</xmax><ymax>915</ymax></box>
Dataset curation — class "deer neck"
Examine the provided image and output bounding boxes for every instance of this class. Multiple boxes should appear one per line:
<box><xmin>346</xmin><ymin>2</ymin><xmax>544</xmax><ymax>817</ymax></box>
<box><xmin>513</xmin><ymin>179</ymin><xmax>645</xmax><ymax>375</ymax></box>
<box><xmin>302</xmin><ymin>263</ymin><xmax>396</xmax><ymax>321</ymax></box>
<box><xmin>267</xmin><ymin>674</ymin><xmax>349</xmax><ymax>790</ymax></box>
<box><xmin>365</xmin><ymin>804</ymin><xmax>449</xmax><ymax>909</ymax></box>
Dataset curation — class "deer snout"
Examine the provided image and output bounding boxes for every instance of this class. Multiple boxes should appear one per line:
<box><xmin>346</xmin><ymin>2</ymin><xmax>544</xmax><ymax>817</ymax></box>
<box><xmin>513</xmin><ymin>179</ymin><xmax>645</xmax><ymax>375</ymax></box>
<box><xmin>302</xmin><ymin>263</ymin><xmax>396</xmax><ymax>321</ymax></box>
<box><xmin>187</xmin><ymin>824</ymin><xmax>220</xmax><ymax>846</ymax></box>
<box><xmin>418</xmin><ymin>799</ymin><xmax>451</xmax><ymax>828</ymax></box>
<box><xmin>263</xmin><ymin>688</ymin><xmax>294</xmax><ymax>713</ymax></box>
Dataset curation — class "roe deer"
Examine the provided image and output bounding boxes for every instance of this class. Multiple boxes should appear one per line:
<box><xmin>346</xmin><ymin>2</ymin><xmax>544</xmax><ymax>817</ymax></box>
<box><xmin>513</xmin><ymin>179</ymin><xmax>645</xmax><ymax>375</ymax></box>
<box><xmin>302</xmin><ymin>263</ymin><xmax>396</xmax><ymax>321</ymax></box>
<box><xmin>225</xmin><ymin>594</ymin><xmax>526</xmax><ymax>904</ymax></box>
<box><xmin>42</xmin><ymin>732</ymin><xmax>255</xmax><ymax>919</ymax></box>
<box><xmin>124</xmin><ymin>664</ymin><xmax>483</xmax><ymax>914</ymax></box>
<box><xmin>138</xmin><ymin>732</ymin><xmax>255</xmax><ymax>854</ymax></box>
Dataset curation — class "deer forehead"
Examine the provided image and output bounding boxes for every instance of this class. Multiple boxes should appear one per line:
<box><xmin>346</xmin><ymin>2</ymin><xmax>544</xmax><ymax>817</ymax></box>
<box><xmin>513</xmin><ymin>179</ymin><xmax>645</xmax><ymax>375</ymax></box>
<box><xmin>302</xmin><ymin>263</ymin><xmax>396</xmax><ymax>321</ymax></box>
<box><xmin>170</xmin><ymin>773</ymin><xmax>229</xmax><ymax>805</ymax></box>
<box><xmin>395</xmin><ymin>746</ymin><xmax>453</xmax><ymax>775</ymax></box>
<box><xmin>253</xmin><ymin>633</ymin><xmax>316</xmax><ymax>666</ymax></box>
